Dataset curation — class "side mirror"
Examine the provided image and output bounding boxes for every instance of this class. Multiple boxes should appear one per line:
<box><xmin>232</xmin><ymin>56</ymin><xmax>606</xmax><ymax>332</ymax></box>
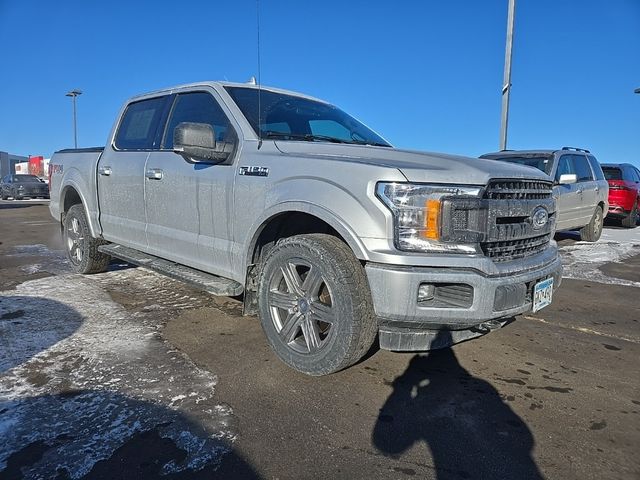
<box><xmin>173</xmin><ymin>122</ymin><xmax>233</xmax><ymax>163</ymax></box>
<box><xmin>558</xmin><ymin>173</ymin><xmax>577</xmax><ymax>185</ymax></box>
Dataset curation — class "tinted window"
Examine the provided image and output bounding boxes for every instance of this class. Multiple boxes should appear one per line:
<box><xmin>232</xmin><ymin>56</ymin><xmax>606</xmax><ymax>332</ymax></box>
<box><xmin>483</xmin><ymin>155</ymin><xmax>552</xmax><ymax>175</ymax></box>
<box><xmin>115</xmin><ymin>96</ymin><xmax>167</xmax><ymax>150</ymax></box>
<box><xmin>225</xmin><ymin>86</ymin><xmax>390</xmax><ymax>147</ymax></box>
<box><xmin>631</xmin><ymin>167</ymin><xmax>640</xmax><ymax>182</ymax></box>
<box><xmin>602</xmin><ymin>167</ymin><xmax>622</xmax><ymax>180</ymax></box>
<box><xmin>163</xmin><ymin>92</ymin><xmax>236</xmax><ymax>149</ymax></box>
<box><xmin>587</xmin><ymin>155</ymin><xmax>605</xmax><ymax>181</ymax></box>
<box><xmin>574</xmin><ymin>155</ymin><xmax>594</xmax><ymax>182</ymax></box>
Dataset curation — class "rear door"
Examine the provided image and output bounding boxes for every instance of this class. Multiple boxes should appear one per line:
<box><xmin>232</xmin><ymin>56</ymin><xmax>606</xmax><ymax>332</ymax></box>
<box><xmin>144</xmin><ymin>89</ymin><xmax>239</xmax><ymax>279</ymax></box>
<box><xmin>573</xmin><ymin>153</ymin><xmax>598</xmax><ymax>223</ymax></box>
<box><xmin>97</xmin><ymin>95</ymin><xmax>169</xmax><ymax>250</ymax></box>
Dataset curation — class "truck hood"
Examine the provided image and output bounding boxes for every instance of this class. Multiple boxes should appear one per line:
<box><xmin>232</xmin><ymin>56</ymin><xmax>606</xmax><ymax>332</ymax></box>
<box><xmin>274</xmin><ymin>141</ymin><xmax>551</xmax><ymax>185</ymax></box>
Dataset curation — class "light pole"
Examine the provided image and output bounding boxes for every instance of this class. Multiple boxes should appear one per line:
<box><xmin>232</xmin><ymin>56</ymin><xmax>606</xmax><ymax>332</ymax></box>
<box><xmin>500</xmin><ymin>0</ymin><xmax>516</xmax><ymax>151</ymax></box>
<box><xmin>635</xmin><ymin>88</ymin><xmax>640</xmax><ymax>94</ymax></box>
<box><xmin>65</xmin><ymin>89</ymin><xmax>83</xmax><ymax>149</ymax></box>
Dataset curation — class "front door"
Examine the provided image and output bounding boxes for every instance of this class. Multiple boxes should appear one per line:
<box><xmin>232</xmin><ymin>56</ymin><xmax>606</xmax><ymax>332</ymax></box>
<box><xmin>553</xmin><ymin>154</ymin><xmax>583</xmax><ymax>230</ymax></box>
<box><xmin>144</xmin><ymin>90</ymin><xmax>239</xmax><ymax>279</ymax></box>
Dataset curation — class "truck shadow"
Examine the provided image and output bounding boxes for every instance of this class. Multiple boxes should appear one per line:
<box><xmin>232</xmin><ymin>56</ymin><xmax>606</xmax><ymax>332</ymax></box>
<box><xmin>0</xmin><ymin>390</ymin><xmax>260</xmax><ymax>479</ymax></box>
<box><xmin>372</xmin><ymin>331</ymin><xmax>543</xmax><ymax>480</ymax></box>
<box><xmin>0</xmin><ymin>296</ymin><xmax>83</xmax><ymax>374</ymax></box>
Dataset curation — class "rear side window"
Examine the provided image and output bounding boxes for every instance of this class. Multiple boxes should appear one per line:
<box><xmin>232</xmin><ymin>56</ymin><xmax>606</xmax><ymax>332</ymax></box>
<box><xmin>624</xmin><ymin>165</ymin><xmax>640</xmax><ymax>182</ymax></box>
<box><xmin>115</xmin><ymin>96</ymin><xmax>168</xmax><ymax>150</ymax></box>
<box><xmin>587</xmin><ymin>155</ymin><xmax>605</xmax><ymax>181</ymax></box>
<box><xmin>162</xmin><ymin>92</ymin><xmax>236</xmax><ymax>149</ymax></box>
<box><xmin>602</xmin><ymin>167</ymin><xmax>622</xmax><ymax>180</ymax></box>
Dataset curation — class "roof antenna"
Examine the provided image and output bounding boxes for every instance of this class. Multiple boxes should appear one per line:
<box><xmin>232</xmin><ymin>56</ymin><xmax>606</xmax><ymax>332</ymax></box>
<box><xmin>256</xmin><ymin>0</ymin><xmax>263</xmax><ymax>150</ymax></box>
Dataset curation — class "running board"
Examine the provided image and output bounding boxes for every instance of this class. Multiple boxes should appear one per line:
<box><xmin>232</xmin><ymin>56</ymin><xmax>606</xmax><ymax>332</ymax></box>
<box><xmin>98</xmin><ymin>244</ymin><xmax>244</xmax><ymax>296</ymax></box>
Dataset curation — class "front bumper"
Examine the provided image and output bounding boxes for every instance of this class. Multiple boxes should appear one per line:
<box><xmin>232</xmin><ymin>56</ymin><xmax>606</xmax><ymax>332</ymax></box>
<box><xmin>365</xmin><ymin>248</ymin><xmax>562</xmax><ymax>351</ymax></box>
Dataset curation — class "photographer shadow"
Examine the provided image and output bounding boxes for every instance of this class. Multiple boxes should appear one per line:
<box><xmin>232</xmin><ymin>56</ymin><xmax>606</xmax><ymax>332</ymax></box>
<box><xmin>372</xmin><ymin>331</ymin><xmax>543</xmax><ymax>480</ymax></box>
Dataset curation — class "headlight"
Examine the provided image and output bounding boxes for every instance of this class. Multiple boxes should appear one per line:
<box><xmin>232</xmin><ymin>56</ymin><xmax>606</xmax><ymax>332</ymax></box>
<box><xmin>376</xmin><ymin>182</ymin><xmax>482</xmax><ymax>253</ymax></box>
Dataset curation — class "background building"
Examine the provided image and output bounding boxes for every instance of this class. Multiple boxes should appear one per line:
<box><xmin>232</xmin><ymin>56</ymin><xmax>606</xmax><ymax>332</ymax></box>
<box><xmin>0</xmin><ymin>151</ymin><xmax>29</xmax><ymax>178</ymax></box>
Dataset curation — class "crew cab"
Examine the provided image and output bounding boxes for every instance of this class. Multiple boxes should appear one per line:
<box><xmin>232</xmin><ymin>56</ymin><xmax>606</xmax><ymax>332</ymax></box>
<box><xmin>49</xmin><ymin>81</ymin><xmax>562</xmax><ymax>375</ymax></box>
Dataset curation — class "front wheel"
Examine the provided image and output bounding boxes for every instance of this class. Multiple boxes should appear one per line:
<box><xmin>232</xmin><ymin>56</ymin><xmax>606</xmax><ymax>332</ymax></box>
<box><xmin>257</xmin><ymin>234</ymin><xmax>377</xmax><ymax>376</ymax></box>
<box><xmin>579</xmin><ymin>205</ymin><xmax>603</xmax><ymax>242</ymax></box>
<box><xmin>63</xmin><ymin>204</ymin><xmax>111</xmax><ymax>274</ymax></box>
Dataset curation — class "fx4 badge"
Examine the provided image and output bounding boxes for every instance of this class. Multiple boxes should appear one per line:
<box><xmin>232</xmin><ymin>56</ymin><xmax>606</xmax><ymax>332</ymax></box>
<box><xmin>239</xmin><ymin>166</ymin><xmax>269</xmax><ymax>177</ymax></box>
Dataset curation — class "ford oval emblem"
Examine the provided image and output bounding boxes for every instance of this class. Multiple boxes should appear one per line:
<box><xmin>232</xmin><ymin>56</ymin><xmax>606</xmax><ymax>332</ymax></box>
<box><xmin>532</xmin><ymin>206</ymin><xmax>549</xmax><ymax>230</ymax></box>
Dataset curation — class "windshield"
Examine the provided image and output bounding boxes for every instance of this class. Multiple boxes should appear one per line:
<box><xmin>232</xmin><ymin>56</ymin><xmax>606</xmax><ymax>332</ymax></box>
<box><xmin>485</xmin><ymin>155</ymin><xmax>553</xmax><ymax>175</ymax></box>
<box><xmin>602</xmin><ymin>167</ymin><xmax>622</xmax><ymax>180</ymax></box>
<box><xmin>15</xmin><ymin>175</ymin><xmax>41</xmax><ymax>183</ymax></box>
<box><xmin>225</xmin><ymin>86</ymin><xmax>390</xmax><ymax>147</ymax></box>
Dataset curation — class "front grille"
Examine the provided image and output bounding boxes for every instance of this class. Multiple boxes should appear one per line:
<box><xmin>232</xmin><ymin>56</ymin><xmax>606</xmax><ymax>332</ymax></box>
<box><xmin>485</xmin><ymin>180</ymin><xmax>553</xmax><ymax>200</ymax></box>
<box><xmin>482</xmin><ymin>233</ymin><xmax>551</xmax><ymax>261</ymax></box>
<box><xmin>478</xmin><ymin>179</ymin><xmax>554</xmax><ymax>262</ymax></box>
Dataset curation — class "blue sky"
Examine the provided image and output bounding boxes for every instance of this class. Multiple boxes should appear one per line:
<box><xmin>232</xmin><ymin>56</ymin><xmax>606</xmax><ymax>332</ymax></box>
<box><xmin>1</xmin><ymin>0</ymin><xmax>638</xmax><ymax>167</ymax></box>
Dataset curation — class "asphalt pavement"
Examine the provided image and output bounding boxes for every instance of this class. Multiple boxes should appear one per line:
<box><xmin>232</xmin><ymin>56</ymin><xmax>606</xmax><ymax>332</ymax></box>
<box><xmin>1</xmin><ymin>200</ymin><xmax>638</xmax><ymax>480</ymax></box>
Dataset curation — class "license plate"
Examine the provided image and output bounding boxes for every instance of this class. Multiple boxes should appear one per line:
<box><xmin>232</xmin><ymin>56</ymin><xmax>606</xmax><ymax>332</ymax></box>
<box><xmin>532</xmin><ymin>277</ymin><xmax>553</xmax><ymax>312</ymax></box>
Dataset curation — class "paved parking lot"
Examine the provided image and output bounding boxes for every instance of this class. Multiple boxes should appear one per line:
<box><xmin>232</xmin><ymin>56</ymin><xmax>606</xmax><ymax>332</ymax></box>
<box><xmin>1</xmin><ymin>201</ymin><xmax>638</xmax><ymax>479</ymax></box>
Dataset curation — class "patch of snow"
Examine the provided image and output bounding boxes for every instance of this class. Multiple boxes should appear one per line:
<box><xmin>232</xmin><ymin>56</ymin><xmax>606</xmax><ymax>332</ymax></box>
<box><xmin>559</xmin><ymin>240</ymin><xmax>640</xmax><ymax>287</ymax></box>
<box><xmin>0</xmin><ymin>272</ymin><xmax>235</xmax><ymax>479</ymax></box>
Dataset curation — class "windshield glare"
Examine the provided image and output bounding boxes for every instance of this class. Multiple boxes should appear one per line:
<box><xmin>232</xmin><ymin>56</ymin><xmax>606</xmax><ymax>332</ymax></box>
<box><xmin>225</xmin><ymin>86</ymin><xmax>390</xmax><ymax>147</ymax></box>
<box><xmin>486</xmin><ymin>156</ymin><xmax>553</xmax><ymax>175</ymax></box>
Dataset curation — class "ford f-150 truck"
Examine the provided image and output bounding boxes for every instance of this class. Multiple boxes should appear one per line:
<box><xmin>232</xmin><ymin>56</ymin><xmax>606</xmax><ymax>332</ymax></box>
<box><xmin>49</xmin><ymin>81</ymin><xmax>562</xmax><ymax>375</ymax></box>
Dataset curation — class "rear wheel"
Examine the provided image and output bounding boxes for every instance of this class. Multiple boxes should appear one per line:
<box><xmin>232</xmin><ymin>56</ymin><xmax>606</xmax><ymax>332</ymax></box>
<box><xmin>579</xmin><ymin>205</ymin><xmax>603</xmax><ymax>242</ymax></box>
<box><xmin>257</xmin><ymin>234</ymin><xmax>377</xmax><ymax>376</ymax></box>
<box><xmin>621</xmin><ymin>201</ymin><xmax>638</xmax><ymax>228</ymax></box>
<box><xmin>64</xmin><ymin>204</ymin><xmax>111</xmax><ymax>274</ymax></box>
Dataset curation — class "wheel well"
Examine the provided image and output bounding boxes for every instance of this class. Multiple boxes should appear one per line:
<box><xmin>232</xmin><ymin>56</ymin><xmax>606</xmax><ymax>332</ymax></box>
<box><xmin>242</xmin><ymin>212</ymin><xmax>349</xmax><ymax>315</ymax></box>
<box><xmin>62</xmin><ymin>187</ymin><xmax>82</xmax><ymax>213</ymax></box>
<box><xmin>250</xmin><ymin>212</ymin><xmax>343</xmax><ymax>265</ymax></box>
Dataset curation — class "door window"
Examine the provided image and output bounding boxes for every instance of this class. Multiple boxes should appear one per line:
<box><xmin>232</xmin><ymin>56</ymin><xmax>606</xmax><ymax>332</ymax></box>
<box><xmin>162</xmin><ymin>92</ymin><xmax>237</xmax><ymax>149</ymax></box>
<box><xmin>555</xmin><ymin>155</ymin><xmax>575</xmax><ymax>181</ymax></box>
<box><xmin>587</xmin><ymin>155</ymin><xmax>605</xmax><ymax>181</ymax></box>
<box><xmin>115</xmin><ymin>96</ymin><xmax>168</xmax><ymax>150</ymax></box>
<box><xmin>573</xmin><ymin>155</ymin><xmax>594</xmax><ymax>182</ymax></box>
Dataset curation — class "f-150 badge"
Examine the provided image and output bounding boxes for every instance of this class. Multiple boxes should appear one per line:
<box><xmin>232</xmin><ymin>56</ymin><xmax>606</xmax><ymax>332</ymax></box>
<box><xmin>239</xmin><ymin>166</ymin><xmax>269</xmax><ymax>177</ymax></box>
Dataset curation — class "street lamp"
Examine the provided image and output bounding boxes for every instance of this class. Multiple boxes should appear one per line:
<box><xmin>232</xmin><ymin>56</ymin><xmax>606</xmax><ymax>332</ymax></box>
<box><xmin>499</xmin><ymin>0</ymin><xmax>516</xmax><ymax>151</ymax></box>
<box><xmin>65</xmin><ymin>89</ymin><xmax>83</xmax><ymax>149</ymax></box>
<box><xmin>635</xmin><ymin>88</ymin><xmax>640</xmax><ymax>94</ymax></box>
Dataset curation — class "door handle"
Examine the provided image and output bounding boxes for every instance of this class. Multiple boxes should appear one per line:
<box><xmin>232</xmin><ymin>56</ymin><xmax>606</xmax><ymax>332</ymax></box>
<box><xmin>145</xmin><ymin>168</ymin><xmax>164</xmax><ymax>180</ymax></box>
<box><xmin>98</xmin><ymin>166</ymin><xmax>112</xmax><ymax>176</ymax></box>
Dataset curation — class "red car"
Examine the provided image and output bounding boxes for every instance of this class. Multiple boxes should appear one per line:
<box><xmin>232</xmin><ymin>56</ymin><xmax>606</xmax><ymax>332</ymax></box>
<box><xmin>602</xmin><ymin>163</ymin><xmax>640</xmax><ymax>227</ymax></box>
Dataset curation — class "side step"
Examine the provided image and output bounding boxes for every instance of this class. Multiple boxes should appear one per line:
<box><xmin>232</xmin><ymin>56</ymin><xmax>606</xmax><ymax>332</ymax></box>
<box><xmin>98</xmin><ymin>244</ymin><xmax>244</xmax><ymax>296</ymax></box>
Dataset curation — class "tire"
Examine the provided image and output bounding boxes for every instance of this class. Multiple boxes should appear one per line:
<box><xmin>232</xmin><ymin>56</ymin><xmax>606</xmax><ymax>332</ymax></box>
<box><xmin>579</xmin><ymin>205</ymin><xmax>604</xmax><ymax>242</ymax></box>
<box><xmin>257</xmin><ymin>234</ymin><xmax>377</xmax><ymax>376</ymax></box>
<box><xmin>63</xmin><ymin>204</ymin><xmax>111</xmax><ymax>274</ymax></box>
<box><xmin>621</xmin><ymin>201</ymin><xmax>638</xmax><ymax>228</ymax></box>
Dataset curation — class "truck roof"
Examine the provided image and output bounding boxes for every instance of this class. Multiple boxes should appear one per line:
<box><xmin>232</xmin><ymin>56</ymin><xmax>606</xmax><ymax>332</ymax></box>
<box><xmin>129</xmin><ymin>81</ymin><xmax>328</xmax><ymax>104</ymax></box>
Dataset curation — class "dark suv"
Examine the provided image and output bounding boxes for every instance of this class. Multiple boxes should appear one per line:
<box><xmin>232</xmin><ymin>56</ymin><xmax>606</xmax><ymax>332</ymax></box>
<box><xmin>481</xmin><ymin>147</ymin><xmax>609</xmax><ymax>242</ymax></box>
<box><xmin>0</xmin><ymin>174</ymin><xmax>50</xmax><ymax>200</ymax></box>
<box><xmin>601</xmin><ymin>163</ymin><xmax>640</xmax><ymax>227</ymax></box>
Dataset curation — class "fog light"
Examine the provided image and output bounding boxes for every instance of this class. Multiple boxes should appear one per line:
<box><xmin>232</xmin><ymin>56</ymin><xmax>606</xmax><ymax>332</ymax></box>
<box><xmin>417</xmin><ymin>283</ymin><xmax>435</xmax><ymax>302</ymax></box>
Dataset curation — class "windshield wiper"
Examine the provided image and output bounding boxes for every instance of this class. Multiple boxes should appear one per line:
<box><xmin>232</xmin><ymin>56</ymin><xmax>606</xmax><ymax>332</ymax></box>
<box><xmin>262</xmin><ymin>131</ymin><xmax>352</xmax><ymax>144</ymax></box>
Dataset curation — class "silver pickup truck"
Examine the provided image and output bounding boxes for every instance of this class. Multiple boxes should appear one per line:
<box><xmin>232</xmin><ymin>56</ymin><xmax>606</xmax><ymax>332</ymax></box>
<box><xmin>49</xmin><ymin>81</ymin><xmax>562</xmax><ymax>375</ymax></box>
